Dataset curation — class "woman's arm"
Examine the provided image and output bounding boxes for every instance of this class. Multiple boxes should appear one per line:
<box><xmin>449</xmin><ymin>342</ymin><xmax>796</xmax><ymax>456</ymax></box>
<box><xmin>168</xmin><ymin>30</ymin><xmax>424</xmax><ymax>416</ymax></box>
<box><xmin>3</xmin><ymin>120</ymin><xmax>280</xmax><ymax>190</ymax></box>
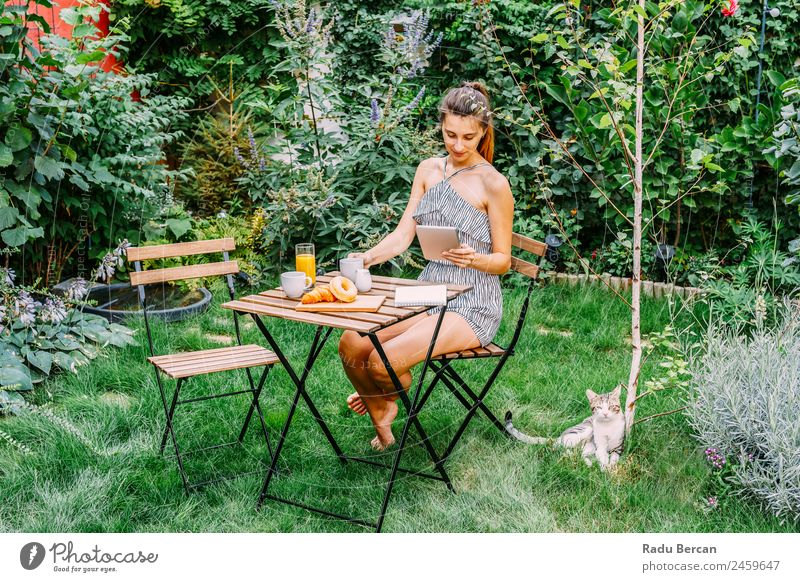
<box><xmin>348</xmin><ymin>160</ymin><xmax>432</xmax><ymax>268</ymax></box>
<box><xmin>441</xmin><ymin>173</ymin><xmax>514</xmax><ymax>275</ymax></box>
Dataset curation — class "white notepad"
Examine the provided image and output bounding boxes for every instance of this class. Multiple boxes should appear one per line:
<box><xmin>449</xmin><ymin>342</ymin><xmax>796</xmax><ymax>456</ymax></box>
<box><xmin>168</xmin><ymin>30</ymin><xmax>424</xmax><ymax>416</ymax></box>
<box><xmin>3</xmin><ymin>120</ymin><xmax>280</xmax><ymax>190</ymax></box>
<box><xmin>394</xmin><ymin>285</ymin><xmax>447</xmax><ymax>307</ymax></box>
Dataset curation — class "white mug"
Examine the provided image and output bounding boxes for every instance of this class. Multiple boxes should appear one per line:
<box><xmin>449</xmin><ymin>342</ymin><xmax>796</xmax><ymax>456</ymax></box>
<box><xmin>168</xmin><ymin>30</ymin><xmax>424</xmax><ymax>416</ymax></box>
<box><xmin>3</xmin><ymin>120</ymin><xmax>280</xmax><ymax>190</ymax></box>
<box><xmin>339</xmin><ymin>257</ymin><xmax>364</xmax><ymax>281</ymax></box>
<box><xmin>354</xmin><ymin>268</ymin><xmax>372</xmax><ymax>293</ymax></box>
<box><xmin>281</xmin><ymin>271</ymin><xmax>313</xmax><ymax>299</ymax></box>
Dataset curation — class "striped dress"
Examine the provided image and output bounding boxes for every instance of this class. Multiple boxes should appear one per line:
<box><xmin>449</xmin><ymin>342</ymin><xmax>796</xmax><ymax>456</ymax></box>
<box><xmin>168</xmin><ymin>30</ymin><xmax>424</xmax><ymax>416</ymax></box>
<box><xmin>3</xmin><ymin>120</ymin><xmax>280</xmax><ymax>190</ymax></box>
<box><xmin>412</xmin><ymin>157</ymin><xmax>502</xmax><ymax>347</ymax></box>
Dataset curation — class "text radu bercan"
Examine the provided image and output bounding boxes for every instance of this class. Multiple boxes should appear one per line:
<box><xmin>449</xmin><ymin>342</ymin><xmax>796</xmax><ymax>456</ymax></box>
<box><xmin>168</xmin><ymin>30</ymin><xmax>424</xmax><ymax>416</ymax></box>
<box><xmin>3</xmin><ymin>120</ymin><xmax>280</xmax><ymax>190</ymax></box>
<box><xmin>643</xmin><ymin>543</ymin><xmax>717</xmax><ymax>554</ymax></box>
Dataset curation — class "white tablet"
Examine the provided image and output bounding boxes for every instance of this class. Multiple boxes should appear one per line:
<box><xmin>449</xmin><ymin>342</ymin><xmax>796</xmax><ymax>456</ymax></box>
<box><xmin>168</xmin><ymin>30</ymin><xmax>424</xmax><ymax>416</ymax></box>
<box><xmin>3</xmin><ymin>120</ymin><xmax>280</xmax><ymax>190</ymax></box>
<box><xmin>416</xmin><ymin>225</ymin><xmax>460</xmax><ymax>261</ymax></box>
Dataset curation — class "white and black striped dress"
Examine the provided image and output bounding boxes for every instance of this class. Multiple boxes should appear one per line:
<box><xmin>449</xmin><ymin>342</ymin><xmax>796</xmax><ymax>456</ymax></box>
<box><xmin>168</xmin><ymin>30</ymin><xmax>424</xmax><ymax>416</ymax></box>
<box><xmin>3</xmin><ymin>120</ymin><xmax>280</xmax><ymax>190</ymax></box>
<box><xmin>412</xmin><ymin>157</ymin><xmax>502</xmax><ymax>347</ymax></box>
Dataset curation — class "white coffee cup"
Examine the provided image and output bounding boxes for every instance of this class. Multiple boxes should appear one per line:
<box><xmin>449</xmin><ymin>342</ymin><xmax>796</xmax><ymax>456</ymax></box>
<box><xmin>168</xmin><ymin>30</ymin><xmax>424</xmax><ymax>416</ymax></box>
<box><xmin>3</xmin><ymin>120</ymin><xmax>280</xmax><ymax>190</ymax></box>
<box><xmin>339</xmin><ymin>257</ymin><xmax>364</xmax><ymax>281</ymax></box>
<box><xmin>354</xmin><ymin>268</ymin><xmax>372</xmax><ymax>293</ymax></box>
<box><xmin>281</xmin><ymin>271</ymin><xmax>313</xmax><ymax>299</ymax></box>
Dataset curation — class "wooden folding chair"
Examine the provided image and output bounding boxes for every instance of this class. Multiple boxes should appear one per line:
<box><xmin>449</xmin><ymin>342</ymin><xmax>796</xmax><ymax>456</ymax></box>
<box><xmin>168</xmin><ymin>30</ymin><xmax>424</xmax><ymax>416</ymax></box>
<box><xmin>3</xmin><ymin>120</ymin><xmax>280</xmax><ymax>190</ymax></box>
<box><xmin>417</xmin><ymin>232</ymin><xmax>547</xmax><ymax>464</ymax></box>
<box><xmin>127</xmin><ymin>238</ymin><xmax>279</xmax><ymax>493</ymax></box>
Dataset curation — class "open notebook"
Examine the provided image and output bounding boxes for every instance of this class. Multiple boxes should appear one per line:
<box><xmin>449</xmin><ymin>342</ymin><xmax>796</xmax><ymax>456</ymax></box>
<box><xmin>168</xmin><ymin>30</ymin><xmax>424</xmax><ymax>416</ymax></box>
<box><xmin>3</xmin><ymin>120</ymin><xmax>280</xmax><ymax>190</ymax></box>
<box><xmin>394</xmin><ymin>284</ymin><xmax>447</xmax><ymax>307</ymax></box>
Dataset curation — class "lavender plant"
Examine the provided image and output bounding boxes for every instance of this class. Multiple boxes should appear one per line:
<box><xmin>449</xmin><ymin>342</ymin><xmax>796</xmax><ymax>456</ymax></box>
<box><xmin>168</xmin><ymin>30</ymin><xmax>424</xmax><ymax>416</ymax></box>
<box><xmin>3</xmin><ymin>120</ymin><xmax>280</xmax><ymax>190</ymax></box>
<box><xmin>369</xmin><ymin>10</ymin><xmax>441</xmax><ymax>142</ymax></box>
<box><xmin>686</xmin><ymin>304</ymin><xmax>800</xmax><ymax>522</ymax></box>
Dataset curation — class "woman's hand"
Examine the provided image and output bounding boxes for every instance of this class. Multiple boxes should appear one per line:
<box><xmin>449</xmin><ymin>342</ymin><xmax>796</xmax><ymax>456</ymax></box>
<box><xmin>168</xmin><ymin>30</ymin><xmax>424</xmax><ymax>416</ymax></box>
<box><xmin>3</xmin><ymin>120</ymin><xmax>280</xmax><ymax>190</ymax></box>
<box><xmin>347</xmin><ymin>250</ymin><xmax>375</xmax><ymax>268</ymax></box>
<box><xmin>442</xmin><ymin>244</ymin><xmax>477</xmax><ymax>269</ymax></box>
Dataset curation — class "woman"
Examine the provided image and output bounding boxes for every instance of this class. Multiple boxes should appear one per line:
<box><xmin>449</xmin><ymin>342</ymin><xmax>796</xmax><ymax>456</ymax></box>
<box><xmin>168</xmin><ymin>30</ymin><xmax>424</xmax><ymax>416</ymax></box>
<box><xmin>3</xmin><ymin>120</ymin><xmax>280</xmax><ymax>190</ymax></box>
<box><xmin>339</xmin><ymin>81</ymin><xmax>514</xmax><ymax>450</ymax></box>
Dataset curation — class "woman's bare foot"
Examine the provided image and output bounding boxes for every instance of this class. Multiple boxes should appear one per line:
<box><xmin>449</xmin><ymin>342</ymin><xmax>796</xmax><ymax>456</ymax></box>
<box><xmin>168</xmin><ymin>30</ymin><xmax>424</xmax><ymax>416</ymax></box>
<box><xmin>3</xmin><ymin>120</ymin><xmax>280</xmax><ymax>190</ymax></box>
<box><xmin>369</xmin><ymin>399</ymin><xmax>398</xmax><ymax>450</ymax></box>
<box><xmin>346</xmin><ymin>392</ymin><xmax>367</xmax><ymax>415</ymax></box>
<box><xmin>370</xmin><ymin>435</ymin><xmax>395</xmax><ymax>451</ymax></box>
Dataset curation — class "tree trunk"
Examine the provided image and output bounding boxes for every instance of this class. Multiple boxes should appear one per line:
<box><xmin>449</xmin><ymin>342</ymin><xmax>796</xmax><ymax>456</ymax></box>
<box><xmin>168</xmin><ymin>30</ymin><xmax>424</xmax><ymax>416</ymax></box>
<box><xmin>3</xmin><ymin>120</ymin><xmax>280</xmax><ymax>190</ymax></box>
<box><xmin>625</xmin><ymin>0</ymin><xmax>646</xmax><ymax>436</ymax></box>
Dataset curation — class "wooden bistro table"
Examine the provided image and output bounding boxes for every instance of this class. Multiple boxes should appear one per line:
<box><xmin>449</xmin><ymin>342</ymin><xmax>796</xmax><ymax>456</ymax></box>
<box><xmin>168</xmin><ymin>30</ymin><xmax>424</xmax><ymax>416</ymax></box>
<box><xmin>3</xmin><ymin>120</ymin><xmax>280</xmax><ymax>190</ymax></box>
<box><xmin>221</xmin><ymin>272</ymin><xmax>473</xmax><ymax>531</ymax></box>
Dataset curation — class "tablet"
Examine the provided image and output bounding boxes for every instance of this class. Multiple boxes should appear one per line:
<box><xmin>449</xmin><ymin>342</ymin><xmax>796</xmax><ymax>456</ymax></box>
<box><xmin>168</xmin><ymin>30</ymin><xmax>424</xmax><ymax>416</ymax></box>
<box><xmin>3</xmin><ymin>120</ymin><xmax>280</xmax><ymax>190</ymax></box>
<box><xmin>416</xmin><ymin>225</ymin><xmax>460</xmax><ymax>261</ymax></box>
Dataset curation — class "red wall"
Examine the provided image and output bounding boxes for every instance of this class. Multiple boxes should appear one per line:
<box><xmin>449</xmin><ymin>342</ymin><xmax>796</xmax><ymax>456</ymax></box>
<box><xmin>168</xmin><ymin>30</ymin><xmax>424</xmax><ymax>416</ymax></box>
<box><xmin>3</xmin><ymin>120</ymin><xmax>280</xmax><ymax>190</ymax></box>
<box><xmin>12</xmin><ymin>0</ymin><xmax>118</xmax><ymax>71</ymax></box>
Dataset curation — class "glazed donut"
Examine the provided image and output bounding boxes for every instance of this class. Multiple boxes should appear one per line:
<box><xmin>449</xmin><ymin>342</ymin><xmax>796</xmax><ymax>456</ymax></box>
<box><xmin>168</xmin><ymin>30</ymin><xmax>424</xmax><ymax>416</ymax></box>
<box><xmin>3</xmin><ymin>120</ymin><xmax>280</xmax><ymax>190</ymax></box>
<box><xmin>330</xmin><ymin>276</ymin><xmax>357</xmax><ymax>302</ymax></box>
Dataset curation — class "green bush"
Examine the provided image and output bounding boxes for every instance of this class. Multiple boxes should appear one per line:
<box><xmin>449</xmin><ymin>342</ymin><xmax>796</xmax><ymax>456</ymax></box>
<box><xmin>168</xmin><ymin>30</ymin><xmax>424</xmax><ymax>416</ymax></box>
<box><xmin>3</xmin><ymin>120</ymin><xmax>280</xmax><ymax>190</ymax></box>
<box><xmin>701</xmin><ymin>217</ymin><xmax>800</xmax><ymax>328</ymax></box>
<box><xmin>1</xmin><ymin>1</ymin><xmax>189</xmax><ymax>285</ymax></box>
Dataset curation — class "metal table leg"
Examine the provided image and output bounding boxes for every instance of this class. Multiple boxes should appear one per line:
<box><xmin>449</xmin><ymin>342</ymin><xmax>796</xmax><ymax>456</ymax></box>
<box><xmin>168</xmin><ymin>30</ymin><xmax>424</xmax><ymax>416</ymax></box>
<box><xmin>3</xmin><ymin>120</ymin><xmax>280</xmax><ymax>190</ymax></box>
<box><xmin>250</xmin><ymin>317</ymin><xmax>344</xmax><ymax>509</ymax></box>
<box><xmin>367</xmin><ymin>304</ymin><xmax>454</xmax><ymax>532</ymax></box>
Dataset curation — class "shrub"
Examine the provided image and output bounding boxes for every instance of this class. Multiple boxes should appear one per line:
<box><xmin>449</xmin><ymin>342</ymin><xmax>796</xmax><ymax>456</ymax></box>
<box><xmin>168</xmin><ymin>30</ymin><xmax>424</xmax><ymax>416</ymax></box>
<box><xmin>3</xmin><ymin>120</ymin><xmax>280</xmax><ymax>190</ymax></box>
<box><xmin>0</xmin><ymin>1</ymin><xmax>190</xmax><ymax>284</ymax></box>
<box><xmin>686</xmin><ymin>307</ymin><xmax>800</xmax><ymax>522</ymax></box>
<box><xmin>0</xmin><ymin>247</ymin><xmax>136</xmax><ymax>408</ymax></box>
<box><xmin>701</xmin><ymin>217</ymin><xmax>800</xmax><ymax>328</ymax></box>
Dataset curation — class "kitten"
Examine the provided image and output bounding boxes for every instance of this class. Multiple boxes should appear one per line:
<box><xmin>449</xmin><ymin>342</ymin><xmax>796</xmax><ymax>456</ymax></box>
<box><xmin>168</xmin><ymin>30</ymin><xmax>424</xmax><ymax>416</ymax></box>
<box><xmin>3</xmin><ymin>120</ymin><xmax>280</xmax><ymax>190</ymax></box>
<box><xmin>504</xmin><ymin>385</ymin><xmax>626</xmax><ymax>470</ymax></box>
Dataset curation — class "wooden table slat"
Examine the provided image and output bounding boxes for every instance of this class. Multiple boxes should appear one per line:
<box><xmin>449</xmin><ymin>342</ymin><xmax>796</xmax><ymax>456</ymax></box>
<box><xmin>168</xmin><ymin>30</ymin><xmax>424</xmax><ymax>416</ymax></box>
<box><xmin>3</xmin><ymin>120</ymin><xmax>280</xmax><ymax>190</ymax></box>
<box><xmin>244</xmin><ymin>293</ymin><xmax>397</xmax><ymax>325</ymax></box>
<box><xmin>222</xmin><ymin>300</ymin><xmax>378</xmax><ymax>333</ymax></box>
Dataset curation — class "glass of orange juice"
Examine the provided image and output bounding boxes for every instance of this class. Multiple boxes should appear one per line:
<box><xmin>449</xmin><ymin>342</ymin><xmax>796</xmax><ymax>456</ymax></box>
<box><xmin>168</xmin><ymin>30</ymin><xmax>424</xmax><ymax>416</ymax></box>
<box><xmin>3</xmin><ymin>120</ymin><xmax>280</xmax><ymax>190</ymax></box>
<box><xmin>295</xmin><ymin>243</ymin><xmax>316</xmax><ymax>287</ymax></box>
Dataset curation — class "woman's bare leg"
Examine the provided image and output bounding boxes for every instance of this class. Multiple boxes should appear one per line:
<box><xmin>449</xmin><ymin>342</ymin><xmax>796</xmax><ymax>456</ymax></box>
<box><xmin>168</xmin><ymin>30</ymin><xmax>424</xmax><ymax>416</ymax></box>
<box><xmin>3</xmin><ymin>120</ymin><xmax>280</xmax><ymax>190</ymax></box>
<box><xmin>338</xmin><ymin>313</ymin><xmax>427</xmax><ymax>415</ymax></box>
<box><xmin>364</xmin><ymin>312</ymin><xmax>481</xmax><ymax>448</ymax></box>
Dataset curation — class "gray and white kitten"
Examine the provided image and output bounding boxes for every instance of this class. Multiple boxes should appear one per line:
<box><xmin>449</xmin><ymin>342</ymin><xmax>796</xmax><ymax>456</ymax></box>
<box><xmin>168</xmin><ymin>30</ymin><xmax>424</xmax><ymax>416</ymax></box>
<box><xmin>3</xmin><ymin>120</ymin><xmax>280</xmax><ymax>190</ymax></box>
<box><xmin>505</xmin><ymin>385</ymin><xmax>626</xmax><ymax>470</ymax></box>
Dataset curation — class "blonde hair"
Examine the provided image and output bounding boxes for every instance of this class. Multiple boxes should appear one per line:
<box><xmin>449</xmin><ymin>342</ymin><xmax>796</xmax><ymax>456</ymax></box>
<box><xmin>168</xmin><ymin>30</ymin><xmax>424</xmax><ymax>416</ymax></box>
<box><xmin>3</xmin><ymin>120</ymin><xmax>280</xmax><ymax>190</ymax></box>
<box><xmin>439</xmin><ymin>81</ymin><xmax>494</xmax><ymax>163</ymax></box>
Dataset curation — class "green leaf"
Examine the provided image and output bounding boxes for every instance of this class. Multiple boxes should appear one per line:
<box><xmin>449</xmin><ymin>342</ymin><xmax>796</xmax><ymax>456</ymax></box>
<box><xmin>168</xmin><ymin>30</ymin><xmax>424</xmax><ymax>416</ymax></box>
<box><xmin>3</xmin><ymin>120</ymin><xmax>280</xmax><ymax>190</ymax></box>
<box><xmin>69</xmin><ymin>173</ymin><xmax>90</xmax><ymax>191</ymax></box>
<box><xmin>34</xmin><ymin>155</ymin><xmax>65</xmax><ymax>181</ymax></box>
<box><xmin>0</xmin><ymin>206</ymin><xmax>19</xmax><ymax>229</ymax></box>
<box><xmin>25</xmin><ymin>13</ymin><xmax>50</xmax><ymax>34</ymax></box>
<box><xmin>2</xmin><ymin>226</ymin><xmax>34</xmax><ymax>247</ymax></box>
<box><xmin>671</xmin><ymin>11</ymin><xmax>687</xmax><ymax>32</ymax></box>
<box><xmin>166</xmin><ymin>217</ymin><xmax>192</xmax><ymax>239</ymax></box>
<box><xmin>80</xmin><ymin>325</ymin><xmax>111</xmax><ymax>345</ymax></box>
<box><xmin>555</xmin><ymin>35</ymin><xmax>570</xmax><ymax>51</ymax></box>
<box><xmin>620</xmin><ymin>59</ymin><xmax>637</xmax><ymax>74</ymax></box>
<box><xmin>59</xmin><ymin>8</ymin><xmax>81</xmax><ymax>25</ymax></box>
<box><xmin>765</xmin><ymin>70</ymin><xmax>785</xmax><ymax>88</ymax></box>
<box><xmin>4</xmin><ymin>124</ymin><xmax>32</xmax><ymax>152</ymax></box>
<box><xmin>0</xmin><ymin>143</ymin><xmax>12</xmax><ymax>167</ymax></box>
<box><xmin>61</xmin><ymin>144</ymin><xmax>77</xmax><ymax>163</ymax></box>
<box><xmin>53</xmin><ymin>351</ymin><xmax>78</xmax><ymax>373</ymax></box>
<box><xmin>0</xmin><ymin>365</ymin><xmax>32</xmax><ymax>391</ymax></box>
<box><xmin>89</xmin><ymin>161</ymin><xmax>115</xmax><ymax>183</ymax></box>
<box><xmin>0</xmin><ymin>390</ymin><xmax>26</xmax><ymax>413</ymax></box>
<box><xmin>786</xmin><ymin>161</ymin><xmax>800</xmax><ymax>181</ymax></box>
<box><xmin>631</xmin><ymin>4</ymin><xmax>648</xmax><ymax>20</ymax></box>
<box><xmin>530</xmin><ymin>33</ymin><xmax>549</xmax><ymax>43</ymax></box>
<box><xmin>546</xmin><ymin>4</ymin><xmax>567</xmax><ymax>18</ymax></box>
<box><xmin>26</xmin><ymin>350</ymin><xmax>52</xmax><ymax>376</ymax></box>
<box><xmin>64</xmin><ymin>64</ymin><xmax>87</xmax><ymax>77</ymax></box>
<box><xmin>573</xmin><ymin>101</ymin><xmax>590</xmax><ymax>124</ymax></box>
<box><xmin>76</xmin><ymin>50</ymin><xmax>104</xmax><ymax>65</ymax></box>
<box><xmin>71</xmin><ymin>23</ymin><xmax>96</xmax><ymax>38</ymax></box>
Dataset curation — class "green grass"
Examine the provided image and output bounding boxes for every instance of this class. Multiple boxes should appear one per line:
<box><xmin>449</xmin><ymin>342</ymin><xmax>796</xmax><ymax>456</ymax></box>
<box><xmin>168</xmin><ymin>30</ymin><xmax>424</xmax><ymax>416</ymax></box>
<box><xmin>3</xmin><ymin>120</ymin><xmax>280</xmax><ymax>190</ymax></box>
<box><xmin>0</xmin><ymin>281</ymin><xmax>794</xmax><ymax>532</ymax></box>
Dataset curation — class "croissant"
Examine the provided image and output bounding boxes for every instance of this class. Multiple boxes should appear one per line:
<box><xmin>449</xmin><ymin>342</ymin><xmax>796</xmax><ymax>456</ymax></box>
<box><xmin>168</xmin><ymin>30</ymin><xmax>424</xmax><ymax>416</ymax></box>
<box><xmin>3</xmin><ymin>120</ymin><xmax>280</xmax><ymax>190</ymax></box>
<box><xmin>317</xmin><ymin>286</ymin><xmax>336</xmax><ymax>302</ymax></box>
<box><xmin>300</xmin><ymin>284</ymin><xmax>337</xmax><ymax>304</ymax></box>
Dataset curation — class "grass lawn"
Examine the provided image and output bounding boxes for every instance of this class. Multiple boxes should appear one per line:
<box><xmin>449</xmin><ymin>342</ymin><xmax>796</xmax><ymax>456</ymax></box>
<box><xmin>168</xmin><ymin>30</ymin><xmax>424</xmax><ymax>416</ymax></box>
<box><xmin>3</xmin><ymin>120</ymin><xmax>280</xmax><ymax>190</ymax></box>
<box><xmin>0</xmin><ymin>280</ymin><xmax>793</xmax><ymax>532</ymax></box>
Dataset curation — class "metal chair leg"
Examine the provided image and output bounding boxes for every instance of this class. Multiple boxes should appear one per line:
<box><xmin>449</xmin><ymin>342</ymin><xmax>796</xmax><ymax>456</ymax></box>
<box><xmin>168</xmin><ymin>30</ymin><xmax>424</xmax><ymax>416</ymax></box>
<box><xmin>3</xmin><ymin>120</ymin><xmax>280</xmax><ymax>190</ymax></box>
<box><xmin>154</xmin><ymin>371</ymin><xmax>191</xmax><ymax>494</ymax></box>
<box><xmin>440</xmin><ymin>360</ymin><xmax>511</xmax><ymax>464</ymax></box>
<box><xmin>441</xmin><ymin>365</ymin><xmax>507</xmax><ymax>434</ymax></box>
<box><xmin>238</xmin><ymin>365</ymin><xmax>274</xmax><ymax>461</ymax></box>
<box><xmin>160</xmin><ymin>377</ymin><xmax>184</xmax><ymax>454</ymax></box>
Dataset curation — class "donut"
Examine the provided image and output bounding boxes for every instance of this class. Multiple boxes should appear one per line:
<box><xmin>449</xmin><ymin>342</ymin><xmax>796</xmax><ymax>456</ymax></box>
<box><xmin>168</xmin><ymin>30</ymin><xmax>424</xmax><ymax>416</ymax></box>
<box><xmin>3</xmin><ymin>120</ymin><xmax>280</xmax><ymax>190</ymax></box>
<box><xmin>330</xmin><ymin>276</ymin><xmax>358</xmax><ymax>302</ymax></box>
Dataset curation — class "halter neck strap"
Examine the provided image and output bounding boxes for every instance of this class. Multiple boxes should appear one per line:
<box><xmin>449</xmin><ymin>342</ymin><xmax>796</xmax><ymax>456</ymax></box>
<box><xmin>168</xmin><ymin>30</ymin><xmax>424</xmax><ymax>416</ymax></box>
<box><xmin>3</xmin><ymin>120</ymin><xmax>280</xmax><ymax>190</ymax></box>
<box><xmin>443</xmin><ymin>156</ymin><xmax>489</xmax><ymax>181</ymax></box>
